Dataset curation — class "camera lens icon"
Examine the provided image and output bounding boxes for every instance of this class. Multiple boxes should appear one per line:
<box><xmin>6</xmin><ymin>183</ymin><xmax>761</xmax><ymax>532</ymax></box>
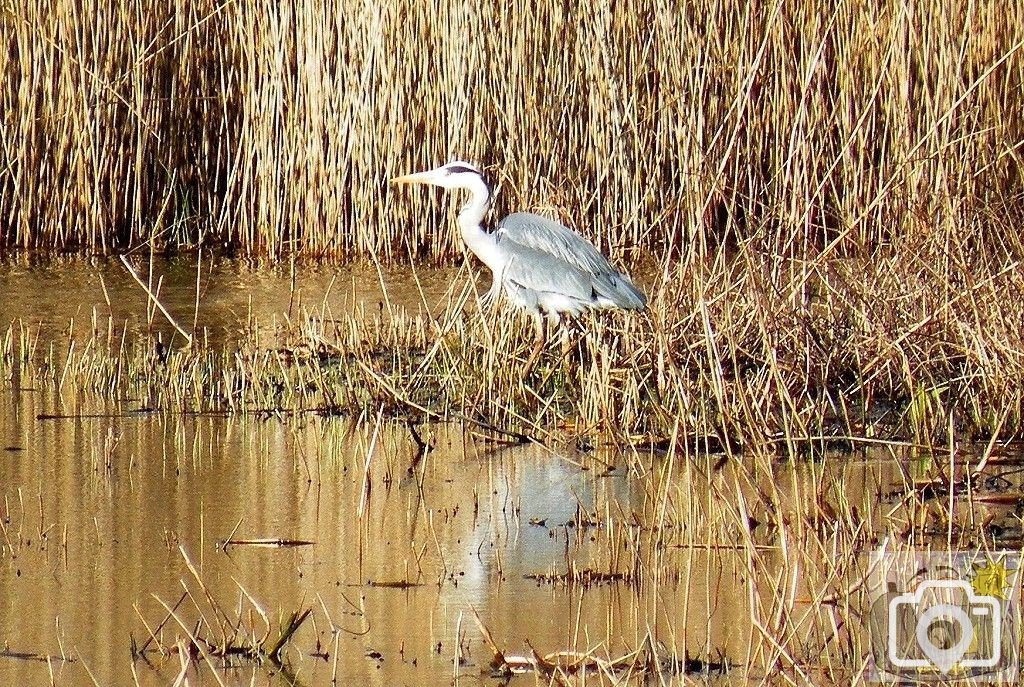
<box><xmin>888</xmin><ymin>580</ymin><xmax>1002</xmax><ymax>674</ymax></box>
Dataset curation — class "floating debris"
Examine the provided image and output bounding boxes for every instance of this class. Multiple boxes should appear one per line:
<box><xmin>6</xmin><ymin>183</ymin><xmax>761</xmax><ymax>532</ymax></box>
<box><xmin>367</xmin><ymin>579</ymin><xmax>423</xmax><ymax>589</ymax></box>
<box><xmin>470</xmin><ymin>609</ymin><xmax>729</xmax><ymax>681</ymax></box>
<box><xmin>221</xmin><ymin>537</ymin><xmax>315</xmax><ymax>549</ymax></box>
<box><xmin>524</xmin><ymin>568</ymin><xmax>630</xmax><ymax>586</ymax></box>
<box><xmin>0</xmin><ymin>647</ymin><xmax>74</xmax><ymax>664</ymax></box>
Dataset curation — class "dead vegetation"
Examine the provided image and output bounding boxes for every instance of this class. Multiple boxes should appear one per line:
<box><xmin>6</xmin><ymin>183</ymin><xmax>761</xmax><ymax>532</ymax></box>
<box><xmin>3</xmin><ymin>240</ymin><xmax>1024</xmax><ymax>450</ymax></box>
<box><xmin>2</xmin><ymin>1</ymin><xmax>1022</xmax><ymax>265</ymax></box>
<box><xmin>470</xmin><ymin>609</ymin><xmax>729</xmax><ymax>682</ymax></box>
<box><xmin>4</xmin><ymin>8</ymin><xmax>1024</xmax><ymax>681</ymax></box>
<box><xmin>132</xmin><ymin>546</ymin><xmax>315</xmax><ymax>681</ymax></box>
<box><xmin>2</xmin><ymin>388</ymin><xmax>1023</xmax><ymax>684</ymax></box>
<box><xmin>3</xmin><ymin>1</ymin><xmax>1024</xmax><ymax>442</ymax></box>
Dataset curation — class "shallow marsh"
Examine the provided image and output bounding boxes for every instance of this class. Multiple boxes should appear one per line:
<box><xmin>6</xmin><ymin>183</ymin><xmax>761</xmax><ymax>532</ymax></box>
<box><xmin>2</xmin><ymin>260</ymin><xmax>1024</xmax><ymax>685</ymax></box>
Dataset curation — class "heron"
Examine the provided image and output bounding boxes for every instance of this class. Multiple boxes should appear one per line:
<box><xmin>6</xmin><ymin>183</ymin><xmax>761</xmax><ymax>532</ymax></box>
<box><xmin>390</xmin><ymin>161</ymin><xmax>646</xmax><ymax>370</ymax></box>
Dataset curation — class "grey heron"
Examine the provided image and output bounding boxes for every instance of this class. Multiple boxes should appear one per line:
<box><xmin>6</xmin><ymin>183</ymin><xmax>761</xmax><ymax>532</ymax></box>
<box><xmin>390</xmin><ymin>161</ymin><xmax>646</xmax><ymax>370</ymax></box>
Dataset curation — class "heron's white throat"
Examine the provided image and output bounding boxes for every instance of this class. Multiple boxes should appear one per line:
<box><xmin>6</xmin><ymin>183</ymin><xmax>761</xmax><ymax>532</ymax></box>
<box><xmin>455</xmin><ymin>174</ymin><xmax>503</xmax><ymax>273</ymax></box>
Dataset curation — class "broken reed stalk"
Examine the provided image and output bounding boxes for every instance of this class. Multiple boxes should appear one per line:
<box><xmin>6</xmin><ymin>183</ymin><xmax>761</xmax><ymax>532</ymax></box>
<box><xmin>138</xmin><ymin>546</ymin><xmax>314</xmax><ymax>677</ymax></box>
<box><xmin>119</xmin><ymin>255</ymin><xmax>193</xmax><ymax>345</ymax></box>
<box><xmin>134</xmin><ymin>592</ymin><xmax>189</xmax><ymax>656</ymax></box>
<box><xmin>266</xmin><ymin>609</ymin><xmax>313</xmax><ymax>667</ymax></box>
<box><xmin>151</xmin><ymin>594</ymin><xmax>229</xmax><ymax>687</ymax></box>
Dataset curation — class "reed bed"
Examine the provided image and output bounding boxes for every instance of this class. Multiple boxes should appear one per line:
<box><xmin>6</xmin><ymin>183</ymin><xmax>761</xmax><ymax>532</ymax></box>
<box><xmin>2</xmin><ymin>1</ymin><xmax>1023</xmax><ymax>265</ymax></box>
<box><xmin>4</xmin><ymin>231</ymin><xmax>1024</xmax><ymax>449</ymax></box>
<box><xmin>4</xmin><ymin>0</ymin><xmax>1024</xmax><ymax>445</ymax></box>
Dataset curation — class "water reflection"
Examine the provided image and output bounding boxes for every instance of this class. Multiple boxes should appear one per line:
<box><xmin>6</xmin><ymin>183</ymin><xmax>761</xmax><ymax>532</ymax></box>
<box><xmin>1</xmin><ymin>258</ymin><xmax>979</xmax><ymax>686</ymax></box>
<box><xmin>0</xmin><ymin>256</ymin><xmax>465</xmax><ymax>345</ymax></box>
<box><xmin>0</xmin><ymin>371</ymin><xmax>909</xmax><ymax>685</ymax></box>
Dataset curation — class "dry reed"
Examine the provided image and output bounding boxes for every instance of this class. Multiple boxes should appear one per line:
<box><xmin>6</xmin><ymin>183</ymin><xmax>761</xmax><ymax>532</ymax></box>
<box><xmin>2</xmin><ymin>1</ymin><xmax>1022</xmax><ymax>265</ymax></box>
<box><xmin>5</xmin><ymin>344</ymin><xmax>1020</xmax><ymax>684</ymax></box>
<box><xmin>5</xmin><ymin>238</ymin><xmax>1024</xmax><ymax>449</ymax></box>
<box><xmin>4</xmin><ymin>1</ymin><xmax>1024</xmax><ymax>445</ymax></box>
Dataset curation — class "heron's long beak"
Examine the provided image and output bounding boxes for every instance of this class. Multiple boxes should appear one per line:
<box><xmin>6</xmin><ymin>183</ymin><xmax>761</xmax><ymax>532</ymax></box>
<box><xmin>389</xmin><ymin>170</ymin><xmax>434</xmax><ymax>185</ymax></box>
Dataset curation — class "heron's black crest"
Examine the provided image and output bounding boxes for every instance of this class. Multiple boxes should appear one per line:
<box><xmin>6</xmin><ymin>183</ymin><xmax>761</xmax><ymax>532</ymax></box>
<box><xmin>446</xmin><ymin>164</ymin><xmax>480</xmax><ymax>176</ymax></box>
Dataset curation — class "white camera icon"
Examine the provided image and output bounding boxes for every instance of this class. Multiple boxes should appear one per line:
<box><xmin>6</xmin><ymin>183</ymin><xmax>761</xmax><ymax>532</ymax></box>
<box><xmin>888</xmin><ymin>579</ymin><xmax>1002</xmax><ymax>674</ymax></box>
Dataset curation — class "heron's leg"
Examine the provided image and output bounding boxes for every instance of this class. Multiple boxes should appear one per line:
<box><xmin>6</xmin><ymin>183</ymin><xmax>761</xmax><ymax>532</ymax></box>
<box><xmin>523</xmin><ymin>311</ymin><xmax>546</xmax><ymax>373</ymax></box>
<box><xmin>537</xmin><ymin>313</ymin><xmax>577</xmax><ymax>387</ymax></box>
<box><xmin>556</xmin><ymin>314</ymin><xmax>573</xmax><ymax>356</ymax></box>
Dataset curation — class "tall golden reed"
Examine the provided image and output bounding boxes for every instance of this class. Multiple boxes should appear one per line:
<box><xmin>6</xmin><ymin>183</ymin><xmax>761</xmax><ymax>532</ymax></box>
<box><xmin>2</xmin><ymin>1</ymin><xmax>1022</xmax><ymax>261</ymax></box>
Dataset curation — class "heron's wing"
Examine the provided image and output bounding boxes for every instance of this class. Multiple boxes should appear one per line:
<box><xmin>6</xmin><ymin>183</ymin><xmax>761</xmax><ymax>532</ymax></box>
<box><xmin>496</xmin><ymin>212</ymin><xmax>612</xmax><ymax>275</ymax></box>
<box><xmin>496</xmin><ymin>212</ymin><xmax>646</xmax><ymax>309</ymax></box>
<box><xmin>500</xmin><ymin>243</ymin><xmax>594</xmax><ymax>305</ymax></box>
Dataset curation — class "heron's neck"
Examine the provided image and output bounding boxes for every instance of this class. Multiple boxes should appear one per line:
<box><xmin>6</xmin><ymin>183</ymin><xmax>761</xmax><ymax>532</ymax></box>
<box><xmin>456</xmin><ymin>177</ymin><xmax>502</xmax><ymax>271</ymax></box>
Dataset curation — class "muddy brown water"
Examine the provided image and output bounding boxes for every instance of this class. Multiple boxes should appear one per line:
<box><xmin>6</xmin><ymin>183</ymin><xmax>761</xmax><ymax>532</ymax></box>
<box><xmin>0</xmin><ymin>258</ymin><xmax>996</xmax><ymax>685</ymax></box>
<box><xmin>0</xmin><ymin>256</ymin><xmax>465</xmax><ymax>345</ymax></box>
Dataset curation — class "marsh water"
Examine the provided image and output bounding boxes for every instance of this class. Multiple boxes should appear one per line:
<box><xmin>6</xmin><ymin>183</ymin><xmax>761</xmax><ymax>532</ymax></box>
<box><xmin>0</xmin><ymin>258</ymin><xmax>1003</xmax><ymax>685</ymax></box>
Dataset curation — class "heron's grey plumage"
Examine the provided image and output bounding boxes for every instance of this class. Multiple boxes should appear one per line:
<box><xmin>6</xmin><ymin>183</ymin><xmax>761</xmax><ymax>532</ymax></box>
<box><xmin>390</xmin><ymin>160</ymin><xmax>646</xmax><ymax>369</ymax></box>
<box><xmin>500</xmin><ymin>241</ymin><xmax>594</xmax><ymax>314</ymax></box>
<box><xmin>496</xmin><ymin>212</ymin><xmax>646</xmax><ymax>311</ymax></box>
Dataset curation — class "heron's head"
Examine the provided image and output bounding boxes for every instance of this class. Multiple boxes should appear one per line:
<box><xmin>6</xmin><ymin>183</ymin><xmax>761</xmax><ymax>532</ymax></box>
<box><xmin>390</xmin><ymin>161</ymin><xmax>485</xmax><ymax>190</ymax></box>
